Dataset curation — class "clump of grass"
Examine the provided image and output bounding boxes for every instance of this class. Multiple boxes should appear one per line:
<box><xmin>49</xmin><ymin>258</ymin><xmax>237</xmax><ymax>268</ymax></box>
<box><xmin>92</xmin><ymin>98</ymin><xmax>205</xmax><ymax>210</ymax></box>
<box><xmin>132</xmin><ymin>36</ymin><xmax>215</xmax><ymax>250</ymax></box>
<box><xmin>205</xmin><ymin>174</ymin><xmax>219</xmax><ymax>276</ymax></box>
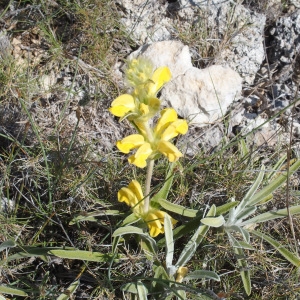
<box><xmin>1</xmin><ymin>1</ymin><xmax>300</xmax><ymax>299</ymax></box>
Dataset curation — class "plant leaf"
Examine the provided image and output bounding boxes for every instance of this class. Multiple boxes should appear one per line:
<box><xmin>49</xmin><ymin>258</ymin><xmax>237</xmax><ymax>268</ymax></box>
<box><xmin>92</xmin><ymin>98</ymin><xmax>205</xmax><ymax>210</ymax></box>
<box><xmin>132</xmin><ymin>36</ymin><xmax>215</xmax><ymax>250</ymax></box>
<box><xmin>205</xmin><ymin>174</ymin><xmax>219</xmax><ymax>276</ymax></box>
<box><xmin>201</xmin><ymin>215</ymin><xmax>225</xmax><ymax>227</ymax></box>
<box><xmin>0</xmin><ymin>285</ymin><xmax>28</xmax><ymax>297</ymax></box>
<box><xmin>185</xmin><ymin>270</ymin><xmax>220</xmax><ymax>281</ymax></box>
<box><xmin>136</xmin><ymin>281</ymin><xmax>148</xmax><ymax>300</ymax></box>
<box><xmin>57</xmin><ymin>280</ymin><xmax>79</xmax><ymax>300</ymax></box>
<box><xmin>157</xmin><ymin>199</ymin><xmax>199</xmax><ymax>217</ymax></box>
<box><xmin>49</xmin><ymin>250</ymin><xmax>117</xmax><ymax>263</ymax></box>
<box><xmin>248</xmin><ymin>159</ymin><xmax>300</xmax><ymax>207</ymax></box>
<box><xmin>234</xmin><ymin>246</ymin><xmax>251</xmax><ymax>296</ymax></box>
<box><xmin>164</xmin><ymin>214</ymin><xmax>174</xmax><ymax>272</ymax></box>
<box><xmin>215</xmin><ymin>201</ymin><xmax>239</xmax><ymax>216</ymax></box>
<box><xmin>251</xmin><ymin>230</ymin><xmax>300</xmax><ymax>267</ymax></box>
<box><xmin>113</xmin><ymin>226</ymin><xmax>157</xmax><ymax>254</ymax></box>
<box><xmin>176</xmin><ymin>206</ymin><xmax>216</xmax><ymax>267</ymax></box>
<box><xmin>69</xmin><ymin>210</ymin><xmax>121</xmax><ymax>225</ymax></box>
<box><xmin>121</xmin><ymin>213</ymin><xmax>140</xmax><ymax>226</ymax></box>
<box><xmin>152</xmin><ymin>163</ymin><xmax>175</xmax><ymax>203</ymax></box>
<box><xmin>234</xmin><ymin>165</ymin><xmax>265</xmax><ymax>217</ymax></box>
<box><xmin>0</xmin><ymin>240</ymin><xmax>16</xmax><ymax>252</ymax></box>
<box><xmin>241</xmin><ymin>205</ymin><xmax>300</xmax><ymax>227</ymax></box>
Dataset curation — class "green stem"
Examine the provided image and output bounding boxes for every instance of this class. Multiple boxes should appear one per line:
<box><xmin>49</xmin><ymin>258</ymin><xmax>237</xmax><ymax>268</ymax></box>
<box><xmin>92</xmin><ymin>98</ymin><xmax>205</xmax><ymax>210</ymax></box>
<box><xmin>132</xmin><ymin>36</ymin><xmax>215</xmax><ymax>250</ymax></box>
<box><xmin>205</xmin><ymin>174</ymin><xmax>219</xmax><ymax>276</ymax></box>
<box><xmin>144</xmin><ymin>159</ymin><xmax>154</xmax><ymax>213</ymax></box>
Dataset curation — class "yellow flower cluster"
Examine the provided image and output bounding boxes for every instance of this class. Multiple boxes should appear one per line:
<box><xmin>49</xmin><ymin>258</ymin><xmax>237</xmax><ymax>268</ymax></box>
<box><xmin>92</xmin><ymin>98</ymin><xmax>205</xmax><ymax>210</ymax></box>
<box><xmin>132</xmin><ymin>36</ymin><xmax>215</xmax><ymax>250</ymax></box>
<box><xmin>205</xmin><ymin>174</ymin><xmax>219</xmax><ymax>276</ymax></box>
<box><xmin>118</xmin><ymin>180</ymin><xmax>177</xmax><ymax>237</ymax></box>
<box><xmin>109</xmin><ymin>58</ymin><xmax>188</xmax><ymax>168</ymax></box>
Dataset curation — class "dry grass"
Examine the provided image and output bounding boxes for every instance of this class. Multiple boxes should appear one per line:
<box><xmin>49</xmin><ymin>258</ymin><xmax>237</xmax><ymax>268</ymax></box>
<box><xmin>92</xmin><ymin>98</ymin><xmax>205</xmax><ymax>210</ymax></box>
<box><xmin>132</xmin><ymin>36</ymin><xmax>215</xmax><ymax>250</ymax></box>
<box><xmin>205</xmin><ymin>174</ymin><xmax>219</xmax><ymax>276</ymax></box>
<box><xmin>0</xmin><ymin>0</ymin><xmax>300</xmax><ymax>299</ymax></box>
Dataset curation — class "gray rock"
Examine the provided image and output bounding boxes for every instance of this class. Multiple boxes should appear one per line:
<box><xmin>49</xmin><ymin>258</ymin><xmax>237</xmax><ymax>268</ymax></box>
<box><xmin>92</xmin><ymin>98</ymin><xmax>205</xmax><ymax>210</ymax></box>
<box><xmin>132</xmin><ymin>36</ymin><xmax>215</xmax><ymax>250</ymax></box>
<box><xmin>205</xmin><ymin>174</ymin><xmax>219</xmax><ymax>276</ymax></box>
<box><xmin>161</xmin><ymin>65</ymin><xmax>242</xmax><ymax>125</ymax></box>
<box><xmin>127</xmin><ymin>40</ymin><xmax>193</xmax><ymax>78</ymax></box>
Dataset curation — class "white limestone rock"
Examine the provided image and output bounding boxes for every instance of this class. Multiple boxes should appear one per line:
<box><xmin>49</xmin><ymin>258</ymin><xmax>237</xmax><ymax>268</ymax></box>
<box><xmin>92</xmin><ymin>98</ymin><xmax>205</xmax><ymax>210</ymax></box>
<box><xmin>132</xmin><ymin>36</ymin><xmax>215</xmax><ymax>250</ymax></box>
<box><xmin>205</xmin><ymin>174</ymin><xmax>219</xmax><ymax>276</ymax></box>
<box><xmin>127</xmin><ymin>40</ymin><xmax>193</xmax><ymax>78</ymax></box>
<box><xmin>161</xmin><ymin>65</ymin><xmax>242</xmax><ymax>126</ymax></box>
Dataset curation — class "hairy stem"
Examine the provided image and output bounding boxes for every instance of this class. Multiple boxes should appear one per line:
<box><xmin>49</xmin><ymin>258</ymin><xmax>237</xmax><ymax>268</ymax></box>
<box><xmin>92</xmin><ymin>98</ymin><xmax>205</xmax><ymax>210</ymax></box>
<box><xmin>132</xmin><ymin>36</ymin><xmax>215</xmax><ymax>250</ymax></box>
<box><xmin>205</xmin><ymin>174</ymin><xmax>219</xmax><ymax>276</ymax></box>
<box><xmin>144</xmin><ymin>159</ymin><xmax>154</xmax><ymax>212</ymax></box>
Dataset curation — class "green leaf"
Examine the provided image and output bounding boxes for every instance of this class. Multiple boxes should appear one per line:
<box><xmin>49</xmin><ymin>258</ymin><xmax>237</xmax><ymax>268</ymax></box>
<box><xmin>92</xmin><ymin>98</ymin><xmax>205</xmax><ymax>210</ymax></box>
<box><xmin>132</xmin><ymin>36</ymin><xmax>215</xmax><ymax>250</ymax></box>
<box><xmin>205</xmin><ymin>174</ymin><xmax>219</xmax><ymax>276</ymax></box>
<box><xmin>112</xmin><ymin>236</ymin><xmax>121</xmax><ymax>254</ymax></box>
<box><xmin>121</xmin><ymin>282</ymin><xmax>139</xmax><ymax>294</ymax></box>
<box><xmin>113</xmin><ymin>226</ymin><xmax>157</xmax><ymax>254</ymax></box>
<box><xmin>215</xmin><ymin>201</ymin><xmax>239</xmax><ymax>216</ymax></box>
<box><xmin>69</xmin><ymin>210</ymin><xmax>121</xmax><ymax>225</ymax></box>
<box><xmin>164</xmin><ymin>214</ymin><xmax>174</xmax><ymax>272</ymax></box>
<box><xmin>121</xmin><ymin>213</ymin><xmax>140</xmax><ymax>226</ymax></box>
<box><xmin>201</xmin><ymin>215</ymin><xmax>225</xmax><ymax>227</ymax></box>
<box><xmin>1</xmin><ymin>247</ymin><xmax>74</xmax><ymax>263</ymax></box>
<box><xmin>235</xmin><ymin>206</ymin><xmax>257</xmax><ymax>223</ymax></box>
<box><xmin>0</xmin><ymin>285</ymin><xmax>28</xmax><ymax>297</ymax></box>
<box><xmin>0</xmin><ymin>294</ymin><xmax>6</xmax><ymax>300</ymax></box>
<box><xmin>248</xmin><ymin>159</ymin><xmax>300</xmax><ymax>207</ymax></box>
<box><xmin>57</xmin><ymin>280</ymin><xmax>79</xmax><ymax>300</ymax></box>
<box><xmin>157</xmin><ymin>215</ymin><xmax>203</xmax><ymax>248</ymax></box>
<box><xmin>251</xmin><ymin>230</ymin><xmax>300</xmax><ymax>267</ymax></box>
<box><xmin>234</xmin><ymin>246</ymin><xmax>251</xmax><ymax>296</ymax></box>
<box><xmin>234</xmin><ymin>165</ymin><xmax>265</xmax><ymax>216</ymax></box>
<box><xmin>241</xmin><ymin>205</ymin><xmax>300</xmax><ymax>227</ymax></box>
<box><xmin>49</xmin><ymin>250</ymin><xmax>117</xmax><ymax>263</ymax></box>
<box><xmin>113</xmin><ymin>225</ymin><xmax>144</xmax><ymax>237</ymax></box>
<box><xmin>185</xmin><ymin>270</ymin><xmax>220</xmax><ymax>281</ymax></box>
<box><xmin>152</xmin><ymin>163</ymin><xmax>176</xmax><ymax>203</ymax></box>
<box><xmin>137</xmin><ymin>281</ymin><xmax>148</xmax><ymax>300</ymax></box>
<box><xmin>176</xmin><ymin>206</ymin><xmax>216</xmax><ymax>267</ymax></box>
<box><xmin>0</xmin><ymin>240</ymin><xmax>16</xmax><ymax>252</ymax></box>
<box><xmin>226</xmin><ymin>226</ymin><xmax>250</xmax><ymax>243</ymax></box>
<box><xmin>265</xmin><ymin>153</ymin><xmax>287</xmax><ymax>180</ymax></box>
<box><xmin>157</xmin><ymin>199</ymin><xmax>199</xmax><ymax>217</ymax></box>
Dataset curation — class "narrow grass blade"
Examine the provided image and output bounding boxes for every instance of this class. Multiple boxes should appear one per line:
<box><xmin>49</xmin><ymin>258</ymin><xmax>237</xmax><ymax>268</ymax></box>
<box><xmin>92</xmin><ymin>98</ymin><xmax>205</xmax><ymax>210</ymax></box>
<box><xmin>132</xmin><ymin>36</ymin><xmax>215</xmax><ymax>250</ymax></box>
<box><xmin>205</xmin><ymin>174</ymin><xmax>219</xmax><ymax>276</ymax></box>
<box><xmin>248</xmin><ymin>159</ymin><xmax>300</xmax><ymax>207</ymax></box>
<box><xmin>164</xmin><ymin>214</ymin><xmax>174</xmax><ymax>271</ymax></box>
<box><xmin>57</xmin><ymin>280</ymin><xmax>79</xmax><ymax>300</ymax></box>
<box><xmin>185</xmin><ymin>270</ymin><xmax>220</xmax><ymax>281</ymax></box>
<box><xmin>158</xmin><ymin>199</ymin><xmax>199</xmax><ymax>217</ymax></box>
<box><xmin>241</xmin><ymin>205</ymin><xmax>300</xmax><ymax>226</ymax></box>
<box><xmin>251</xmin><ymin>230</ymin><xmax>300</xmax><ymax>267</ymax></box>
<box><xmin>49</xmin><ymin>250</ymin><xmax>117</xmax><ymax>263</ymax></box>
<box><xmin>0</xmin><ymin>285</ymin><xmax>28</xmax><ymax>297</ymax></box>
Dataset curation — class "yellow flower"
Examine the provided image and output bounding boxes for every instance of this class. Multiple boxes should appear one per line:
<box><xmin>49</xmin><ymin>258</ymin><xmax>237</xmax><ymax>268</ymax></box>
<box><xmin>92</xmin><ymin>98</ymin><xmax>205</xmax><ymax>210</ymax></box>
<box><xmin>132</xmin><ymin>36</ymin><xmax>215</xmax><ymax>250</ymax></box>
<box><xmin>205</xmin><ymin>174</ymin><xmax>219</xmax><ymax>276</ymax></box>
<box><xmin>144</xmin><ymin>66</ymin><xmax>172</xmax><ymax>97</ymax></box>
<box><xmin>109</xmin><ymin>94</ymin><xmax>136</xmax><ymax>117</ymax></box>
<box><xmin>109</xmin><ymin>59</ymin><xmax>171</xmax><ymax>121</ymax></box>
<box><xmin>116</xmin><ymin>108</ymin><xmax>188</xmax><ymax>167</ymax></box>
<box><xmin>176</xmin><ymin>266</ymin><xmax>188</xmax><ymax>283</ymax></box>
<box><xmin>117</xmin><ymin>180</ymin><xmax>177</xmax><ymax>237</ymax></box>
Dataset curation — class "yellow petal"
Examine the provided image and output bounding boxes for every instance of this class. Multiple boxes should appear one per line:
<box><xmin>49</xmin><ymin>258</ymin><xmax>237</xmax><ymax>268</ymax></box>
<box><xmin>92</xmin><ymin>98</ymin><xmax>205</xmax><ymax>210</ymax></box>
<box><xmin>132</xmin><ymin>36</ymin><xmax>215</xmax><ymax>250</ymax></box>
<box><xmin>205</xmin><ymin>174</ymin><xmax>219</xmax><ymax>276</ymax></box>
<box><xmin>161</xmin><ymin>119</ymin><xmax>188</xmax><ymax>141</ymax></box>
<box><xmin>118</xmin><ymin>187</ymin><xmax>138</xmax><ymax>207</ymax></box>
<box><xmin>139</xmin><ymin>103</ymin><xmax>149</xmax><ymax>115</ymax></box>
<box><xmin>128</xmin><ymin>142</ymin><xmax>152</xmax><ymax>168</ymax></box>
<box><xmin>154</xmin><ymin>108</ymin><xmax>178</xmax><ymax>136</ymax></box>
<box><xmin>117</xmin><ymin>134</ymin><xmax>144</xmax><ymax>154</ymax></box>
<box><xmin>157</xmin><ymin>140</ymin><xmax>183</xmax><ymax>162</ymax></box>
<box><xmin>147</xmin><ymin>66</ymin><xmax>172</xmax><ymax>95</ymax></box>
<box><xmin>128</xmin><ymin>180</ymin><xmax>144</xmax><ymax>201</ymax></box>
<box><xmin>145</xmin><ymin>212</ymin><xmax>164</xmax><ymax>237</ymax></box>
<box><xmin>176</xmin><ymin>266</ymin><xmax>189</xmax><ymax>283</ymax></box>
<box><xmin>109</xmin><ymin>94</ymin><xmax>136</xmax><ymax>117</ymax></box>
